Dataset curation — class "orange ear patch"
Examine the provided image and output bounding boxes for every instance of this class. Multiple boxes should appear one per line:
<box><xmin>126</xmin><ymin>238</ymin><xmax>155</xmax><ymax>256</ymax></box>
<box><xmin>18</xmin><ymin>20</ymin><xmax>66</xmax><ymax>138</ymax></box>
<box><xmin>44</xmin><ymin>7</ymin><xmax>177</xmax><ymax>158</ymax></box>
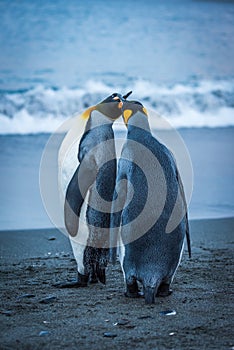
<box><xmin>118</xmin><ymin>101</ymin><xmax>123</xmax><ymax>109</ymax></box>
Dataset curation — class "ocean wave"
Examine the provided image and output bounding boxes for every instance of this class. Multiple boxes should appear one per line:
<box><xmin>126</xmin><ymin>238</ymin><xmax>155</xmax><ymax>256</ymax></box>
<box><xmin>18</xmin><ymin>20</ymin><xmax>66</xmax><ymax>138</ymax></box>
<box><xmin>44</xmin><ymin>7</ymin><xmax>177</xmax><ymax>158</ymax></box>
<box><xmin>0</xmin><ymin>79</ymin><xmax>234</xmax><ymax>134</ymax></box>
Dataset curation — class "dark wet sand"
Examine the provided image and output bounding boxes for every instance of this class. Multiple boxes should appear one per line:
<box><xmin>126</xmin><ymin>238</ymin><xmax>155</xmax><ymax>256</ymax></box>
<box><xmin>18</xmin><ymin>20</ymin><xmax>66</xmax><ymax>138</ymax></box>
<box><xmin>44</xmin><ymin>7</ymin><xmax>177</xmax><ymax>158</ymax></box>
<box><xmin>0</xmin><ymin>218</ymin><xmax>233</xmax><ymax>350</ymax></box>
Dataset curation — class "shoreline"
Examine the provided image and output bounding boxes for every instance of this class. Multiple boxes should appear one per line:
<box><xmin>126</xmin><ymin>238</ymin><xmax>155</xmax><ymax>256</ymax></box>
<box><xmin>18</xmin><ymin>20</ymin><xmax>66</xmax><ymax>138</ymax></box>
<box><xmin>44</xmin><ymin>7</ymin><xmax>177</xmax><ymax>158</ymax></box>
<box><xmin>0</xmin><ymin>217</ymin><xmax>233</xmax><ymax>261</ymax></box>
<box><xmin>0</xmin><ymin>217</ymin><xmax>233</xmax><ymax>349</ymax></box>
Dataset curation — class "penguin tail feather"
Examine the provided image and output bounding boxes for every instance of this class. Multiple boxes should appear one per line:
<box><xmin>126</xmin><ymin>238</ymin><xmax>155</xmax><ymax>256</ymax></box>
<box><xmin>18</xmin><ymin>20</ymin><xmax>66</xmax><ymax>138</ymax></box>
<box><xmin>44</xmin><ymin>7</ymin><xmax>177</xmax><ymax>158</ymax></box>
<box><xmin>109</xmin><ymin>247</ymin><xmax>117</xmax><ymax>265</ymax></box>
<box><xmin>144</xmin><ymin>286</ymin><xmax>157</xmax><ymax>304</ymax></box>
<box><xmin>96</xmin><ymin>265</ymin><xmax>106</xmax><ymax>285</ymax></box>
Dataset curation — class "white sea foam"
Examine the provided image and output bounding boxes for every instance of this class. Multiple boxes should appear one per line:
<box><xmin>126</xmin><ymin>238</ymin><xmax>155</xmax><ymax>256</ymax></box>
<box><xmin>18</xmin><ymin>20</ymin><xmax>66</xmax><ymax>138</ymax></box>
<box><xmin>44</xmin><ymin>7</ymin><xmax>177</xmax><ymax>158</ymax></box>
<box><xmin>0</xmin><ymin>79</ymin><xmax>234</xmax><ymax>134</ymax></box>
<box><xmin>0</xmin><ymin>109</ymin><xmax>65</xmax><ymax>135</ymax></box>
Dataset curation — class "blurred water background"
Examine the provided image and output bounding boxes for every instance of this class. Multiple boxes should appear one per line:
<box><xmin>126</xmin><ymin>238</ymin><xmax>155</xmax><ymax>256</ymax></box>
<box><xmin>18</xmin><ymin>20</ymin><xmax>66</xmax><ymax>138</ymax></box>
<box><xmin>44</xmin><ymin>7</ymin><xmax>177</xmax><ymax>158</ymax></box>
<box><xmin>0</xmin><ymin>0</ymin><xmax>233</xmax><ymax>229</ymax></box>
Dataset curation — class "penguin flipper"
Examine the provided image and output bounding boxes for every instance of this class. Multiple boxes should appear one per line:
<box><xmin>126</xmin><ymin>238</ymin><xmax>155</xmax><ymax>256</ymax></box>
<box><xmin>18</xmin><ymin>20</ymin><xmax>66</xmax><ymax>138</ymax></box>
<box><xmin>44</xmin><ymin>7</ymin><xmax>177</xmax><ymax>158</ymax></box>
<box><xmin>185</xmin><ymin>212</ymin><xmax>191</xmax><ymax>259</ymax></box>
<box><xmin>64</xmin><ymin>163</ymin><xmax>97</xmax><ymax>237</ymax></box>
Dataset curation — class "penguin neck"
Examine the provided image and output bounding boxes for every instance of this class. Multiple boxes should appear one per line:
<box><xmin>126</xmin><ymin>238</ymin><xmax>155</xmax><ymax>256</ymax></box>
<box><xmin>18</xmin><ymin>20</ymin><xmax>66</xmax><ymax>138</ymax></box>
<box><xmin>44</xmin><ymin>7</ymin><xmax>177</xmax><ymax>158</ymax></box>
<box><xmin>127</xmin><ymin>112</ymin><xmax>151</xmax><ymax>133</ymax></box>
<box><xmin>85</xmin><ymin>110</ymin><xmax>113</xmax><ymax>131</ymax></box>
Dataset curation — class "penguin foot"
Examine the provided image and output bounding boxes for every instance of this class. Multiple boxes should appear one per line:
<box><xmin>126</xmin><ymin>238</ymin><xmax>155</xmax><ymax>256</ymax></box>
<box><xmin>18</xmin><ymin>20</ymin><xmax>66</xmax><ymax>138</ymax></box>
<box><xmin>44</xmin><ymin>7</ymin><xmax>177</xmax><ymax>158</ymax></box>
<box><xmin>125</xmin><ymin>291</ymin><xmax>143</xmax><ymax>298</ymax></box>
<box><xmin>125</xmin><ymin>281</ymin><xmax>142</xmax><ymax>298</ymax></box>
<box><xmin>89</xmin><ymin>279</ymin><xmax>98</xmax><ymax>284</ymax></box>
<box><xmin>53</xmin><ymin>280</ymin><xmax>87</xmax><ymax>288</ymax></box>
<box><xmin>53</xmin><ymin>273</ymin><xmax>89</xmax><ymax>288</ymax></box>
<box><xmin>96</xmin><ymin>267</ymin><xmax>106</xmax><ymax>285</ymax></box>
<box><xmin>156</xmin><ymin>283</ymin><xmax>172</xmax><ymax>297</ymax></box>
<box><xmin>89</xmin><ymin>272</ymin><xmax>98</xmax><ymax>284</ymax></box>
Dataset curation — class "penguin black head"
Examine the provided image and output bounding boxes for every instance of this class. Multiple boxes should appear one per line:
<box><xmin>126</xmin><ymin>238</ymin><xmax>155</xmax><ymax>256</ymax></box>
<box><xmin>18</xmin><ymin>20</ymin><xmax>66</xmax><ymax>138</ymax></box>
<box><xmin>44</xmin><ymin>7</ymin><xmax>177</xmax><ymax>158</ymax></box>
<box><xmin>81</xmin><ymin>93</ymin><xmax>123</xmax><ymax>120</ymax></box>
<box><xmin>97</xmin><ymin>92</ymin><xmax>124</xmax><ymax>119</ymax></box>
<box><xmin>122</xmin><ymin>92</ymin><xmax>148</xmax><ymax>125</ymax></box>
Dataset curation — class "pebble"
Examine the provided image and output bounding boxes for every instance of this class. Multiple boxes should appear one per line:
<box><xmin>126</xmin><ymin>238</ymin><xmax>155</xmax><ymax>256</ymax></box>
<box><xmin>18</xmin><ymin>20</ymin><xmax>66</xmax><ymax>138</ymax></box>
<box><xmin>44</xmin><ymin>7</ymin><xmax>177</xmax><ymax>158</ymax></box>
<box><xmin>39</xmin><ymin>331</ymin><xmax>49</xmax><ymax>336</ymax></box>
<box><xmin>103</xmin><ymin>332</ymin><xmax>117</xmax><ymax>338</ymax></box>
<box><xmin>138</xmin><ymin>315</ymin><xmax>152</xmax><ymax>319</ymax></box>
<box><xmin>26</xmin><ymin>281</ymin><xmax>39</xmax><ymax>286</ymax></box>
<box><xmin>0</xmin><ymin>310</ymin><xmax>13</xmax><ymax>316</ymax></box>
<box><xmin>18</xmin><ymin>293</ymin><xmax>35</xmax><ymax>299</ymax></box>
<box><xmin>160</xmin><ymin>310</ymin><xmax>176</xmax><ymax>316</ymax></box>
<box><xmin>39</xmin><ymin>296</ymin><xmax>57</xmax><ymax>304</ymax></box>
<box><xmin>113</xmin><ymin>319</ymin><xmax>130</xmax><ymax>326</ymax></box>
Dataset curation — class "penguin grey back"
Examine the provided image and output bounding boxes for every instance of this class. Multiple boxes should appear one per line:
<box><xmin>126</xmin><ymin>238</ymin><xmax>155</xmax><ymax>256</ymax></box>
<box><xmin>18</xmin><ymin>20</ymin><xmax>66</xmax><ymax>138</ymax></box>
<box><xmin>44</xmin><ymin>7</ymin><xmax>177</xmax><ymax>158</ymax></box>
<box><xmin>111</xmin><ymin>98</ymin><xmax>190</xmax><ymax>303</ymax></box>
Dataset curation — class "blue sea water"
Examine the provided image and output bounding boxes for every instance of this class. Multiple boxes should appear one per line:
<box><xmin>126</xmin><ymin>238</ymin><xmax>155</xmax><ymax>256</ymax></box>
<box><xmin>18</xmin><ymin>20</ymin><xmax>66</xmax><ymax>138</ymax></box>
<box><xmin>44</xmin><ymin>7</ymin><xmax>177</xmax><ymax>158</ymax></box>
<box><xmin>0</xmin><ymin>0</ymin><xmax>234</xmax><ymax>229</ymax></box>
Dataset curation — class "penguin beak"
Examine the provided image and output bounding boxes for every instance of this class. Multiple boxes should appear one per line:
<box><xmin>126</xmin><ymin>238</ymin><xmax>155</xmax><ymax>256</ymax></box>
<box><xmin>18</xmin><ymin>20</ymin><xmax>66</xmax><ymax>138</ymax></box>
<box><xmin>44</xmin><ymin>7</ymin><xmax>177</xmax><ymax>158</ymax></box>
<box><xmin>123</xmin><ymin>91</ymin><xmax>133</xmax><ymax>100</ymax></box>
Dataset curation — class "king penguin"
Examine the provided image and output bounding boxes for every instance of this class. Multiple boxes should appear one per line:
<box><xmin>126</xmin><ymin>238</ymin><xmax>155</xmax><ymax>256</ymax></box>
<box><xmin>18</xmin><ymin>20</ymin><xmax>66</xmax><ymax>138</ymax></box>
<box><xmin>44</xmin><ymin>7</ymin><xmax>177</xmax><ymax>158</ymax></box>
<box><xmin>111</xmin><ymin>93</ymin><xmax>191</xmax><ymax>304</ymax></box>
<box><xmin>58</xmin><ymin>93</ymin><xmax>123</xmax><ymax>288</ymax></box>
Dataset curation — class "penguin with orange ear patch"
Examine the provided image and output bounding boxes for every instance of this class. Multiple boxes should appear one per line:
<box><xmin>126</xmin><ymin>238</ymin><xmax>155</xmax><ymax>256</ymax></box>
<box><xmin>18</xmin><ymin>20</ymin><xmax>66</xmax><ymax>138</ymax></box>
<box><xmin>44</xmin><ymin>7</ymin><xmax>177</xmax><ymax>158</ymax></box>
<box><xmin>111</xmin><ymin>93</ymin><xmax>191</xmax><ymax>304</ymax></box>
<box><xmin>57</xmin><ymin>93</ymin><xmax>123</xmax><ymax>288</ymax></box>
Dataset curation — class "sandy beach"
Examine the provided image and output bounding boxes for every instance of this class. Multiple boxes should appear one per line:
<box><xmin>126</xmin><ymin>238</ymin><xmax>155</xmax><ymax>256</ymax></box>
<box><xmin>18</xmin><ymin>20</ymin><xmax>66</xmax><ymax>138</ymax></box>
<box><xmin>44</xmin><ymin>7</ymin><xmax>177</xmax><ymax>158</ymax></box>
<box><xmin>0</xmin><ymin>217</ymin><xmax>233</xmax><ymax>350</ymax></box>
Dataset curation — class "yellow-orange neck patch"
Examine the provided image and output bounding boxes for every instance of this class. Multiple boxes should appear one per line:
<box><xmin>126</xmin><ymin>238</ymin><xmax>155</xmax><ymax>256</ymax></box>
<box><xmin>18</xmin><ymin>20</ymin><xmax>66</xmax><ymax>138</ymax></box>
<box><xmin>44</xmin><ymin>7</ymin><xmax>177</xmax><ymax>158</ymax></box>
<box><xmin>123</xmin><ymin>109</ymin><xmax>133</xmax><ymax>124</ymax></box>
<box><xmin>81</xmin><ymin>106</ymin><xmax>96</xmax><ymax>119</ymax></box>
<box><xmin>142</xmin><ymin>107</ymin><xmax>148</xmax><ymax>116</ymax></box>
